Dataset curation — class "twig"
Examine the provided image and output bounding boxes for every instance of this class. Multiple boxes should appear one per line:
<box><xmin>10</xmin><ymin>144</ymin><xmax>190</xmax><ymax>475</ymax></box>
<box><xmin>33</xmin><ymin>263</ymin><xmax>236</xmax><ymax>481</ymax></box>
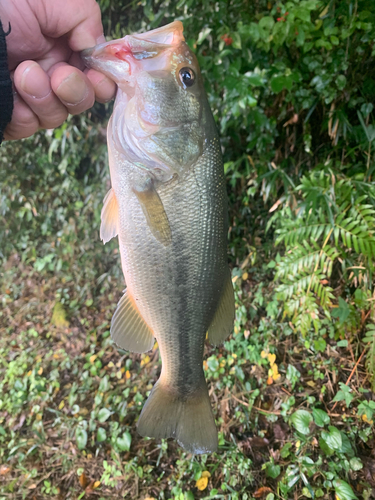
<box><xmin>252</xmin><ymin>406</ymin><xmax>281</xmax><ymax>415</ymax></box>
<box><xmin>331</xmin><ymin>347</ymin><xmax>368</xmax><ymax>411</ymax></box>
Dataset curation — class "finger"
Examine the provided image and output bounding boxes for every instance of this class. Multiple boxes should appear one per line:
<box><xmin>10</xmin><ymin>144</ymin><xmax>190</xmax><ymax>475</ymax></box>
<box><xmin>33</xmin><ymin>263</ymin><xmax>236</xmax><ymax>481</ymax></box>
<box><xmin>14</xmin><ymin>61</ymin><xmax>68</xmax><ymax>129</ymax></box>
<box><xmin>4</xmin><ymin>92</ymin><xmax>40</xmax><ymax>140</ymax></box>
<box><xmin>85</xmin><ymin>69</ymin><xmax>116</xmax><ymax>103</ymax></box>
<box><xmin>32</xmin><ymin>0</ymin><xmax>105</xmax><ymax>50</ymax></box>
<box><xmin>51</xmin><ymin>65</ymin><xmax>95</xmax><ymax>115</ymax></box>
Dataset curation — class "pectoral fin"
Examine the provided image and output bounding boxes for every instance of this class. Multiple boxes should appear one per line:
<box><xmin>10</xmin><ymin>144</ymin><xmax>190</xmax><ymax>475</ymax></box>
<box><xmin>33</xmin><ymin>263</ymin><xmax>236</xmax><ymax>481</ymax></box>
<box><xmin>133</xmin><ymin>180</ymin><xmax>172</xmax><ymax>246</ymax></box>
<box><xmin>100</xmin><ymin>188</ymin><xmax>119</xmax><ymax>244</ymax></box>
<box><xmin>111</xmin><ymin>290</ymin><xmax>155</xmax><ymax>353</ymax></box>
<box><xmin>207</xmin><ymin>270</ymin><xmax>235</xmax><ymax>345</ymax></box>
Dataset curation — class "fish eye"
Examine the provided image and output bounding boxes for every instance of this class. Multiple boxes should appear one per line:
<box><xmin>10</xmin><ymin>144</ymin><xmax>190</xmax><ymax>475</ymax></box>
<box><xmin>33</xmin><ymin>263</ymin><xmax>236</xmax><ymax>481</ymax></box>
<box><xmin>179</xmin><ymin>67</ymin><xmax>195</xmax><ymax>88</ymax></box>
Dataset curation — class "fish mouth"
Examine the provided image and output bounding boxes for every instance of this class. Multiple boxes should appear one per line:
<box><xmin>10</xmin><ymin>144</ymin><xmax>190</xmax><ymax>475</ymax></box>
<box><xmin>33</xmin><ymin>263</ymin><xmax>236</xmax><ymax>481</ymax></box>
<box><xmin>81</xmin><ymin>21</ymin><xmax>185</xmax><ymax>86</ymax></box>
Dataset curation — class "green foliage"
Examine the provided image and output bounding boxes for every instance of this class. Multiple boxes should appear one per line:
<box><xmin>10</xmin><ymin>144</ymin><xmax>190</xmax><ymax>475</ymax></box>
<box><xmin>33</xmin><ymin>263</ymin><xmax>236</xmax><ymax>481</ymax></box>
<box><xmin>1</xmin><ymin>0</ymin><xmax>375</xmax><ymax>498</ymax></box>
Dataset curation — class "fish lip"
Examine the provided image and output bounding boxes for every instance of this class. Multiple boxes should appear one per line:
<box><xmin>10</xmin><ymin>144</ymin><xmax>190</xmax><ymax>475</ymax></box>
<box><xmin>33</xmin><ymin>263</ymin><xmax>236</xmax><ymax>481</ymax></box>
<box><xmin>81</xmin><ymin>21</ymin><xmax>185</xmax><ymax>81</ymax></box>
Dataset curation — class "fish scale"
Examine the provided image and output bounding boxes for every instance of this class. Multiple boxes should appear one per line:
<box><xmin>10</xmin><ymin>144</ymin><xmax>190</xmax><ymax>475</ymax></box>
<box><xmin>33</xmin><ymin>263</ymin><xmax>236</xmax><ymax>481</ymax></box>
<box><xmin>82</xmin><ymin>21</ymin><xmax>235</xmax><ymax>453</ymax></box>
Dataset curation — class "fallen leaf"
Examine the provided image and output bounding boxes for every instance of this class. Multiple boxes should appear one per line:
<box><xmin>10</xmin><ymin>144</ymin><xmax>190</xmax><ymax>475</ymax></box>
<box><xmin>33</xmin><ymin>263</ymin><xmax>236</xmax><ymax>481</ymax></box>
<box><xmin>51</xmin><ymin>302</ymin><xmax>69</xmax><ymax>328</ymax></box>
<box><xmin>196</xmin><ymin>476</ymin><xmax>209</xmax><ymax>490</ymax></box>
<box><xmin>93</xmin><ymin>481</ymin><xmax>101</xmax><ymax>489</ymax></box>
<box><xmin>0</xmin><ymin>465</ymin><xmax>11</xmax><ymax>475</ymax></box>
<box><xmin>79</xmin><ymin>472</ymin><xmax>88</xmax><ymax>488</ymax></box>
<box><xmin>254</xmin><ymin>486</ymin><xmax>272</xmax><ymax>498</ymax></box>
<box><xmin>268</xmin><ymin>353</ymin><xmax>276</xmax><ymax>366</ymax></box>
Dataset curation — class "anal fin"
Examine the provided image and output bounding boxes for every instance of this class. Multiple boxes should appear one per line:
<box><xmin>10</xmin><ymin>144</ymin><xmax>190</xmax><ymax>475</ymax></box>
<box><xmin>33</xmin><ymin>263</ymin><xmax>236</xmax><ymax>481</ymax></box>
<box><xmin>133</xmin><ymin>179</ymin><xmax>172</xmax><ymax>246</ymax></box>
<box><xmin>111</xmin><ymin>290</ymin><xmax>155</xmax><ymax>353</ymax></box>
<box><xmin>207</xmin><ymin>269</ymin><xmax>235</xmax><ymax>346</ymax></box>
<box><xmin>100</xmin><ymin>188</ymin><xmax>119</xmax><ymax>244</ymax></box>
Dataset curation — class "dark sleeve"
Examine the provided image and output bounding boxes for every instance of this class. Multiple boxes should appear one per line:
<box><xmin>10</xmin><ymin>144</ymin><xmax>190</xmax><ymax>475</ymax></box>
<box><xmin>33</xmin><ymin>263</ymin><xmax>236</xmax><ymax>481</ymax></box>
<box><xmin>0</xmin><ymin>20</ymin><xmax>13</xmax><ymax>143</ymax></box>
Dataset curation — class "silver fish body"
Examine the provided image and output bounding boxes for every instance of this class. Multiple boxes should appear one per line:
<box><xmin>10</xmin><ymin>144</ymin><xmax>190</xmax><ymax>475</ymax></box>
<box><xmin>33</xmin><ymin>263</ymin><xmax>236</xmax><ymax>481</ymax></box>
<box><xmin>82</xmin><ymin>21</ymin><xmax>234</xmax><ymax>453</ymax></box>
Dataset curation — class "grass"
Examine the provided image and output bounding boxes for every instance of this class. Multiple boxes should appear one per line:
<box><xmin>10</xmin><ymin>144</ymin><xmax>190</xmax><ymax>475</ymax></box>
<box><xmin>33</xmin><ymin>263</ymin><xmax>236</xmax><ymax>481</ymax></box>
<box><xmin>1</xmin><ymin>235</ymin><xmax>374</xmax><ymax>500</ymax></box>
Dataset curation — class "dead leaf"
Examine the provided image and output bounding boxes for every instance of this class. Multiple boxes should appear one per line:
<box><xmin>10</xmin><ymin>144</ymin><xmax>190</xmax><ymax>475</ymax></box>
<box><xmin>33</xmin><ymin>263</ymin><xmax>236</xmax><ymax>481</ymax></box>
<box><xmin>79</xmin><ymin>472</ymin><xmax>88</xmax><ymax>488</ymax></box>
<box><xmin>196</xmin><ymin>476</ymin><xmax>209</xmax><ymax>490</ymax></box>
<box><xmin>254</xmin><ymin>486</ymin><xmax>272</xmax><ymax>498</ymax></box>
<box><xmin>0</xmin><ymin>464</ymin><xmax>11</xmax><ymax>475</ymax></box>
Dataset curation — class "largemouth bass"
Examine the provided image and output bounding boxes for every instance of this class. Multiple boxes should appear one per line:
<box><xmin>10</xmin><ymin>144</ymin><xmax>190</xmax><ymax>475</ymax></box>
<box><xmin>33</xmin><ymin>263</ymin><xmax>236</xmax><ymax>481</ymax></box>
<box><xmin>82</xmin><ymin>21</ymin><xmax>235</xmax><ymax>454</ymax></box>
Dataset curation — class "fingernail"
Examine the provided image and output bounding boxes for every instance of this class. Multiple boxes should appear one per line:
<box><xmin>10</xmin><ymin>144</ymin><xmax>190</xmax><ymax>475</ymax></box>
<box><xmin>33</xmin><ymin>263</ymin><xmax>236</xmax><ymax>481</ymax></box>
<box><xmin>21</xmin><ymin>62</ymin><xmax>51</xmax><ymax>99</ymax></box>
<box><xmin>56</xmin><ymin>72</ymin><xmax>88</xmax><ymax>105</ymax></box>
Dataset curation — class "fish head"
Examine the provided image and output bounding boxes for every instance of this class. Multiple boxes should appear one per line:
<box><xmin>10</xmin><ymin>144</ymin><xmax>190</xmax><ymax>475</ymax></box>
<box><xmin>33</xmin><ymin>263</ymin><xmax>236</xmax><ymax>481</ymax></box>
<box><xmin>82</xmin><ymin>22</ymin><xmax>215</xmax><ymax>180</ymax></box>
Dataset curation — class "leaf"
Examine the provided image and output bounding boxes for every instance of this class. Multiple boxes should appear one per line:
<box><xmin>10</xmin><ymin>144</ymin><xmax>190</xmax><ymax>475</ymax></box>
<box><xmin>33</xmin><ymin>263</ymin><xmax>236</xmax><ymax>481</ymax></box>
<box><xmin>349</xmin><ymin>457</ymin><xmax>363</xmax><ymax>471</ymax></box>
<box><xmin>117</xmin><ymin>431</ymin><xmax>132</xmax><ymax>451</ymax></box>
<box><xmin>79</xmin><ymin>472</ymin><xmax>88</xmax><ymax>488</ymax></box>
<box><xmin>333</xmin><ymin>479</ymin><xmax>358</xmax><ymax>500</ymax></box>
<box><xmin>312</xmin><ymin>408</ymin><xmax>330</xmax><ymax>427</ymax></box>
<box><xmin>321</xmin><ymin>426</ymin><xmax>342</xmax><ymax>450</ymax></box>
<box><xmin>97</xmin><ymin>408</ymin><xmax>112</xmax><ymax>423</ymax></box>
<box><xmin>290</xmin><ymin>410</ymin><xmax>313</xmax><ymax>434</ymax></box>
<box><xmin>197</xmin><ymin>27</ymin><xmax>211</xmax><ymax>45</ymax></box>
<box><xmin>266</xmin><ymin>463</ymin><xmax>280</xmax><ymax>479</ymax></box>
<box><xmin>271</xmin><ymin>75</ymin><xmax>293</xmax><ymax>93</ymax></box>
<box><xmin>97</xmin><ymin>428</ymin><xmax>107</xmax><ymax>442</ymax></box>
<box><xmin>314</xmin><ymin>337</ymin><xmax>326</xmax><ymax>352</ymax></box>
<box><xmin>253</xmin><ymin>486</ymin><xmax>273</xmax><ymax>498</ymax></box>
<box><xmin>331</xmin><ymin>298</ymin><xmax>350</xmax><ymax>324</ymax></box>
<box><xmin>196</xmin><ymin>476</ymin><xmax>208</xmax><ymax>490</ymax></box>
<box><xmin>76</xmin><ymin>428</ymin><xmax>87</xmax><ymax>450</ymax></box>
<box><xmin>332</xmin><ymin>383</ymin><xmax>354</xmax><ymax>407</ymax></box>
<box><xmin>51</xmin><ymin>302</ymin><xmax>69</xmax><ymax>328</ymax></box>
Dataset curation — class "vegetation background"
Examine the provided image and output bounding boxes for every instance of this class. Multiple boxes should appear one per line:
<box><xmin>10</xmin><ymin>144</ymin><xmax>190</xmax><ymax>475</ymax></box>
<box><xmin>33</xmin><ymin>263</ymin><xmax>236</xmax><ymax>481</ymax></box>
<box><xmin>1</xmin><ymin>0</ymin><xmax>375</xmax><ymax>498</ymax></box>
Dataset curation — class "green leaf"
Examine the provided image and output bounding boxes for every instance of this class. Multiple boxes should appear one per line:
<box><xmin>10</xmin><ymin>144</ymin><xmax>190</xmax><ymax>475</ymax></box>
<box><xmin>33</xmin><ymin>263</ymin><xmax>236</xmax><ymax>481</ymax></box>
<box><xmin>97</xmin><ymin>427</ymin><xmax>107</xmax><ymax>442</ymax></box>
<box><xmin>312</xmin><ymin>408</ymin><xmax>330</xmax><ymax>427</ymax></box>
<box><xmin>75</xmin><ymin>428</ymin><xmax>87</xmax><ymax>450</ymax></box>
<box><xmin>259</xmin><ymin>16</ymin><xmax>275</xmax><ymax>32</ymax></box>
<box><xmin>321</xmin><ymin>426</ymin><xmax>342</xmax><ymax>450</ymax></box>
<box><xmin>266</xmin><ymin>463</ymin><xmax>281</xmax><ymax>478</ymax></box>
<box><xmin>336</xmin><ymin>75</ymin><xmax>347</xmax><ymax>90</ymax></box>
<box><xmin>332</xmin><ymin>382</ymin><xmax>354</xmax><ymax>407</ymax></box>
<box><xmin>271</xmin><ymin>75</ymin><xmax>293</xmax><ymax>93</ymax></box>
<box><xmin>117</xmin><ymin>431</ymin><xmax>132</xmax><ymax>451</ymax></box>
<box><xmin>331</xmin><ymin>298</ymin><xmax>350</xmax><ymax>324</ymax></box>
<box><xmin>196</xmin><ymin>27</ymin><xmax>212</xmax><ymax>45</ymax></box>
<box><xmin>333</xmin><ymin>479</ymin><xmax>358</xmax><ymax>500</ymax></box>
<box><xmin>98</xmin><ymin>408</ymin><xmax>112</xmax><ymax>423</ymax></box>
<box><xmin>314</xmin><ymin>337</ymin><xmax>326</xmax><ymax>352</ymax></box>
<box><xmin>290</xmin><ymin>410</ymin><xmax>313</xmax><ymax>434</ymax></box>
<box><xmin>349</xmin><ymin>457</ymin><xmax>363</xmax><ymax>471</ymax></box>
<box><xmin>280</xmin><ymin>442</ymin><xmax>293</xmax><ymax>458</ymax></box>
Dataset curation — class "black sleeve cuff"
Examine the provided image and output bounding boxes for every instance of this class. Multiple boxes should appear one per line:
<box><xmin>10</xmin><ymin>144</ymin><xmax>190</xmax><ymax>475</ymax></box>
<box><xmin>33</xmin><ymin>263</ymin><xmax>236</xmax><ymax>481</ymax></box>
<box><xmin>0</xmin><ymin>19</ymin><xmax>13</xmax><ymax>143</ymax></box>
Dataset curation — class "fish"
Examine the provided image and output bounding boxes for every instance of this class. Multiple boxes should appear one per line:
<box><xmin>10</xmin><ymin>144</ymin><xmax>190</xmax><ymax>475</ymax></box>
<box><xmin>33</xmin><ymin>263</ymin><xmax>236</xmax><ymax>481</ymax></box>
<box><xmin>82</xmin><ymin>21</ymin><xmax>235</xmax><ymax>454</ymax></box>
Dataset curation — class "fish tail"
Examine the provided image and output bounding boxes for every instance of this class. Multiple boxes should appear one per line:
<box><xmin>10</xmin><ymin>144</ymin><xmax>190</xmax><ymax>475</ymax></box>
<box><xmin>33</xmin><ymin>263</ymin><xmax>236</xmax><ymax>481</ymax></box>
<box><xmin>137</xmin><ymin>380</ymin><xmax>218</xmax><ymax>454</ymax></box>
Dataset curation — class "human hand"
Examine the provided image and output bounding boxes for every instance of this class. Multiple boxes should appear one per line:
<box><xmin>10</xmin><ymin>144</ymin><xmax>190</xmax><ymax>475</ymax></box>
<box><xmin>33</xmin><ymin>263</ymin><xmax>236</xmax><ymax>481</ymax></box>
<box><xmin>0</xmin><ymin>0</ymin><xmax>116</xmax><ymax>140</ymax></box>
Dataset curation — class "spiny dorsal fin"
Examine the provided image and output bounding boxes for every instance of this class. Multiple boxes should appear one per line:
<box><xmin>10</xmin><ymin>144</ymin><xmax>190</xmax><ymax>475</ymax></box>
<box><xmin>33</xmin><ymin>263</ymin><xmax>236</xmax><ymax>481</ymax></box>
<box><xmin>111</xmin><ymin>290</ymin><xmax>155</xmax><ymax>353</ymax></box>
<box><xmin>132</xmin><ymin>180</ymin><xmax>172</xmax><ymax>246</ymax></box>
<box><xmin>207</xmin><ymin>269</ymin><xmax>235</xmax><ymax>345</ymax></box>
<box><xmin>100</xmin><ymin>188</ymin><xmax>119</xmax><ymax>244</ymax></box>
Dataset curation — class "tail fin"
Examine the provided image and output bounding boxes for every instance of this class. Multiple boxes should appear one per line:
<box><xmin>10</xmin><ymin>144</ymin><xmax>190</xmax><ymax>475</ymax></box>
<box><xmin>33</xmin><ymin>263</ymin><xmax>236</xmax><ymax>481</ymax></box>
<box><xmin>137</xmin><ymin>380</ymin><xmax>218</xmax><ymax>454</ymax></box>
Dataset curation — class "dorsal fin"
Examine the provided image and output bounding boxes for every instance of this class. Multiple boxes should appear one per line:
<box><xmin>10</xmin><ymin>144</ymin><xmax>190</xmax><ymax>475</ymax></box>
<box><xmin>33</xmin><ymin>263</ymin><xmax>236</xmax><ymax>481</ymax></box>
<box><xmin>111</xmin><ymin>290</ymin><xmax>155</xmax><ymax>353</ymax></box>
<box><xmin>100</xmin><ymin>188</ymin><xmax>119</xmax><ymax>244</ymax></box>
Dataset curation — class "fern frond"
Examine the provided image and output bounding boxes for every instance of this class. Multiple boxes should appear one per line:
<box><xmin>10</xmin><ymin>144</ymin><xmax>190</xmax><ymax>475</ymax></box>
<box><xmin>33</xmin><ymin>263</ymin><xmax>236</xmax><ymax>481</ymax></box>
<box><xmin>363</xmin><ymin>323</ymin><xmax>375</xmax><ymax>392</ymax></box>
<box><xmin>276</xmin><ymin>272</ymin><xmax>334</xmax><ymax>309</ymax></box>
<box><xmin>276</xmin><ymin>240</ymin><xmax>339</xmax><ymax>279</ymax></box>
